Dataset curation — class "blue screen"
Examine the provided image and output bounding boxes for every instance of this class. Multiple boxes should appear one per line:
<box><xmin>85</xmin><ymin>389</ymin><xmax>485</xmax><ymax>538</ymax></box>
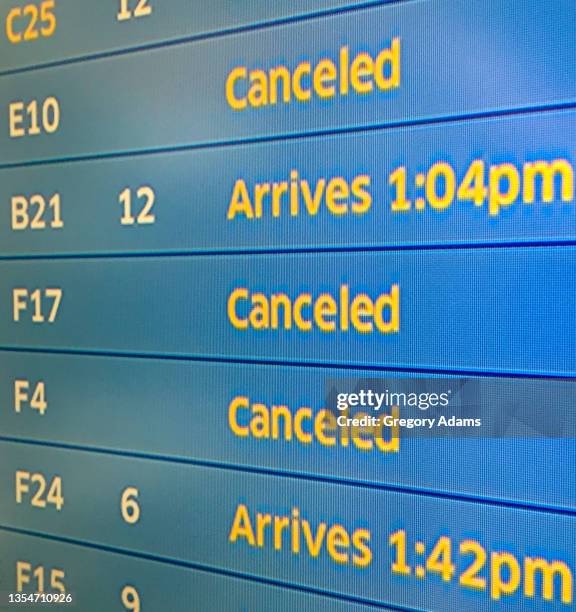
<box><xmin>0</xmin><ymin>1</ymin><xmax>575</xmax><ymax>611</ymax></box>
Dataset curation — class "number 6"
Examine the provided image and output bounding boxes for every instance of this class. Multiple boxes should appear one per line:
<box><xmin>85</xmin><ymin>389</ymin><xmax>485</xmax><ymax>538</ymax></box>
<box><xmin>121</xmin><ymin>487</ymin><xmax>140</xmax><ymax>524</ymax></box>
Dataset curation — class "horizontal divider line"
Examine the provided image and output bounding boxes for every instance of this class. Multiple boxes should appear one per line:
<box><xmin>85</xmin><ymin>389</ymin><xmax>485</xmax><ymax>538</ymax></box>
<box><xmin>0</xmin><ymin>525</ymin><xmax>416</xmax><ymax>612</ymax></box>
<box><xmin>0</xmin><ymin>346</ymin><xmax>574</xmax><ymax>381</ymax></box>
<box><xmin>4</xmin><ymin>239</ymin><xmax>576</xmax><ymax>262</ymax></box>
<box><xmin>1</xmin><ymin>101</ymin><xmax>575</xmax><ymax>172</ymax></box>
<box><xmin>0</xmin><ymin>0</ymin><xmax>411</xmax><ymax>79</ymax></box>
<box><xmin>1</xmin><ymin>435</ymin><xmax>575</xmax><ymax>518</ymax></box>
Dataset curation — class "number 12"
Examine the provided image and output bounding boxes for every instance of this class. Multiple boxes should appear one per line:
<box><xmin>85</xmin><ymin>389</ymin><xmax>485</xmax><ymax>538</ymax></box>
<box><xmin>117</xmin><ymin>0</ymin><xmax>152</xmax><ymax>22</ymax></box>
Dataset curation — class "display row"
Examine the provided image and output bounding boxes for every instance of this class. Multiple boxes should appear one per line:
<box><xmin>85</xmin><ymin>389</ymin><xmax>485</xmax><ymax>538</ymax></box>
<box><xmin>0</xmin><ymin>442</ymin><xmax>574</xmax><ymax>611</ymax></box>
<box><xmin>0</xmin><ymin>0</ymin><xmax>388</xmax><ymax>74</ymax></box>
<box><xmin>0</xmin><ymin>249</ymin><xmax>574</xmax><ymax>374</ymax></box>
<box><xmin>1</xmin><ymin>0</ymin><xmax>574</xmax><ymax>164</ymax></box>
<box><xmin>0</xmin><ymin>530</ymin><xmax>393</xmax><ymax>612</ymax></box>
<box><xmin>1</xmin><ymin>351</ymin><xmax>574</xmax><ymax>511</ymax></box>
<box><xmin>0</xmin><ymin>109</ymin><xmax>574</xmax><ymax>256</ymax></box>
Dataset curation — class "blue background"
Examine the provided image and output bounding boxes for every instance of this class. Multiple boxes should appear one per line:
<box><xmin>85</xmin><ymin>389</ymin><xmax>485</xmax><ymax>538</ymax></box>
<box><xmin>1</xmin><ymin>250</ymin><xmax>575</xmax><ymax>375</ymax></box>
<box><xmin>1</xmin><ymin>1</ymin><xmax>575</xmax><ymax>610</ymax></box>
<box><xmin>0</xmin><ymin>109</ymin><xmax>575</xmax><ymax>256</ymax></box>
<box><xmin>1</xmin><ymin>0</ymin><xmax>576</xmax><ymax>164</ymax></box>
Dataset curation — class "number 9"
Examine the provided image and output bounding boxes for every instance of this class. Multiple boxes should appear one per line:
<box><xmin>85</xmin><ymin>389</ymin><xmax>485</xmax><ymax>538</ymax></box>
<box><xmin>122</xmin><ymin>586</ymin><xmax>140</xmax><ymax>612</ymax></box>
<box><xmin>121</xmin><ymin>586</ymin><xmax>140</xmax><ymax>612</ymax></box>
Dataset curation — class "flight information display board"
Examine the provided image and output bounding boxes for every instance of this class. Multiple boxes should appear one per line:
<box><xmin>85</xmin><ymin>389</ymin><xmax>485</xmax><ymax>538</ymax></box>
<box><xmin>1</xmin><ymin>1</ymin><xmax>575</xmax><ymax>611</ymax></box>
